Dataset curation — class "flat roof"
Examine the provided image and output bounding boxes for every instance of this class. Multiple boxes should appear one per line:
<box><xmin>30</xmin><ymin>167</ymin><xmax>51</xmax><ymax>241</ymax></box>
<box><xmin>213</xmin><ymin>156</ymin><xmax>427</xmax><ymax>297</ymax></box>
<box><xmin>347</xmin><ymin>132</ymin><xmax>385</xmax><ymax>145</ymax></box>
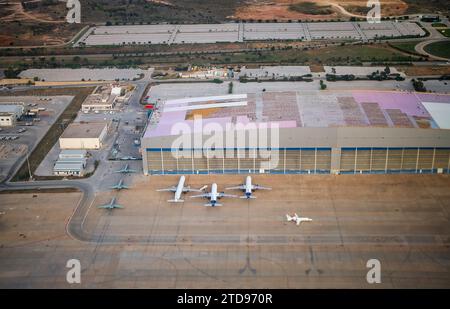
<box><xmin>61</xmin><ymin>122</ymin><xmax>107</xmax><ymax>139</ymax></box>
<box><xmin>60</xmin><ymin>149</ymin><xmax>87</xmax><ymax>155</ymax></box>
<box><xmin>0</xmin><ymin>105</ymin><xmax>23</xmax><ymax>114</ymax></box>
<box><xmin>144</xmin><ymin>91</ymin><xmax>450</xmax><ymax>139</ymax></box>
<box><xmin>422</xmin><ymin>102</ymin><xmax>450</xmax><ymax>130</ymax></box>
<box><xmin>82</xmin><ymin>93</ymin><xmax>117</xmax><ymax>106</ymax></box>
<box><xmin>54</xmin><ymin>162</ymin><xmax>84</xmax><ymax>171</ymax></box>
<box><xmin>78</xmin><ymin>21</ymin><xmax>425</xmax><ymax>46</ymax></box>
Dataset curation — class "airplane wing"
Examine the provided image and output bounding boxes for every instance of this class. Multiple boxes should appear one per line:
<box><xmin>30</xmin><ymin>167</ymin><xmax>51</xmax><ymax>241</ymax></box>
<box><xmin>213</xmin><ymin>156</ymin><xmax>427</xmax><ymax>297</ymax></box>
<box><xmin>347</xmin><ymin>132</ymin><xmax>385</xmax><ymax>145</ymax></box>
<box><xmin>98</xmin><ymin>204</ymin><xmax>113</xmax><ymax>209</ymax></box>
<box><xmin>156</xmin><ymin>186</ymin><xmax>177</xmax><ymax>192</ymax></box>
<box><xmin>218</xmin><ymin>193</ymin><xmax>238</xmax><ymax>198</ymax></box>
<box><xmin>112</xmin><ymin>204</ymin><xmax>124</xmax><ymax>209</ymax></box>
<box><xmin>253</xmin><ymin>185</ymin><xmax>272</xmax><ymax>190</ymax></box>
<box><xmin>111</xmin><ymin>185</ymin><xmax>129</xmax><ymax>189</ymax></box>
<box><xmin>183</xmin><ymin>188</ymin><xmax>201</xmax><ymax>192</ymax></box>
<box><xmin>226</xmin><ymin>185</ymin><xmax>246</xmax><ymax>190</ymax></box>
<box><xmin>184</xmin><ymin>185</ymin><xmax>208</xmax><ymax>193</ymax></box>
<box><xmin>190</xmin><ymin>193</ymin><xmax>211</xmax><ymax>199</ymax></box>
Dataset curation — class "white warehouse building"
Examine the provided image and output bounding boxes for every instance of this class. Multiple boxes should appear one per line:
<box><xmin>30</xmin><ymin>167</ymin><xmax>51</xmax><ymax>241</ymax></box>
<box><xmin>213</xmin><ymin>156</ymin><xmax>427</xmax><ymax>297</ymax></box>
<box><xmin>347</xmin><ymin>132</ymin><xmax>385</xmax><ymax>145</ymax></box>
<box><xmin>59</xmin><ymin>122</ymin><xmax>108</xmax><ymax>150</ymax></box>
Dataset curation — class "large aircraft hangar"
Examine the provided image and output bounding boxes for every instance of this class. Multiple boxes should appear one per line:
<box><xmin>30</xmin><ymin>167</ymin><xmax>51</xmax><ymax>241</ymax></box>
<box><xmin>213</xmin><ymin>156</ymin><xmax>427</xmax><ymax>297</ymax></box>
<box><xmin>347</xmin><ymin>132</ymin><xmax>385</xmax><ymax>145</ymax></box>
<box><xmin>141</xmin><ymin>91</ymin><xmax>450</xmax><ymax>175</ymax></box>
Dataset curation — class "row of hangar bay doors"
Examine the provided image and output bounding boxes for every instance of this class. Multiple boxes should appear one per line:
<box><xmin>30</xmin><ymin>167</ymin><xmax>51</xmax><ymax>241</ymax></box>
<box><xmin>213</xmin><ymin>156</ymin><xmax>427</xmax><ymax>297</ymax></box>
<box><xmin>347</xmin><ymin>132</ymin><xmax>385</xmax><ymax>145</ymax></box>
<box><xmin>146</xmin><ymin>147</ymin><xmax>450</xmax><ymax>174</ymax></box>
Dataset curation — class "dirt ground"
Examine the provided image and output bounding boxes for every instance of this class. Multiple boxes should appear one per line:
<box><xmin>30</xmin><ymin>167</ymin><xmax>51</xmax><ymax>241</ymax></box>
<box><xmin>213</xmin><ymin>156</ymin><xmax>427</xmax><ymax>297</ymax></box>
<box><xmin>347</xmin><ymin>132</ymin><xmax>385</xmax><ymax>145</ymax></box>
<box><xmin>232</xmin><ymin>0</ymin><xmax>409</xmax><ymax>21</ymax></box>
<box><xmin>0</xmin><ymin>1</ymin><xmax>83</xmax><ymax>47</ymax></box>
<box><xmin>1</xmin><ymin>174</ymin><xmax>450</xmax><ymax>288</ymax></box>
<box><xmin>0</xmin><ymin>144</ymin><xmax>27</xmax><ymax>160</ymax></box>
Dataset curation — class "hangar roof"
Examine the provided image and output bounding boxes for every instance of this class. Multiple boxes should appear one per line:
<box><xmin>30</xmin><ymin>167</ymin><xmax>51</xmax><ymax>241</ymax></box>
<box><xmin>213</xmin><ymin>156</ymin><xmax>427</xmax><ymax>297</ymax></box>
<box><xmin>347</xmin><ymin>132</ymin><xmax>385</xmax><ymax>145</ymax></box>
<box><xmin>143</xmin><ymin>91</ymin><xmax>450</xmax><ymax>139</ymax></box>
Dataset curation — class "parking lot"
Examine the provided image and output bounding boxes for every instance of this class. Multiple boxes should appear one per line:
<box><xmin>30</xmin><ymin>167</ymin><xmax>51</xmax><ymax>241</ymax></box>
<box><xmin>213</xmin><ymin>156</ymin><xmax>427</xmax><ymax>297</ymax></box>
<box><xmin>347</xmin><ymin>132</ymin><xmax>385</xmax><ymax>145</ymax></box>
<box><xmin>19</xmin><ymin>68</ymin><xmax>150</xmax><ymax>82</ymax></box>
<box><xmin>0</xmin><ymin>96</ymin><xmax>73</xmax><ymax>182</ymax></box>
<box><xmin>35</xmin><ymin>85</ymin><xmax>144</xmax><ymax>177</ymax></box>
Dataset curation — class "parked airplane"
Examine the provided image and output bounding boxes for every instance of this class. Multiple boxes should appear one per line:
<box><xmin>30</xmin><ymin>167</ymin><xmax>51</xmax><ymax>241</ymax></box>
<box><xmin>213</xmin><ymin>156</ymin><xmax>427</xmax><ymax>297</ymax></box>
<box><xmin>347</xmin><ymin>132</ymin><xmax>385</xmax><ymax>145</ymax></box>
<box><xmin>286</xmin><ymin>213</ymin><xmax>312</xmax><ymax>225</ymax></box>
<box><xmin>98</xmin><ymin>197</ymin><xmax>124</xmax><ymax>209</ymax></box>
<box><xmin>157</xmin><ymin>175</ymin><xmax>207</xmax><ymax>202</ymax></box>
<box><xmin>114</xmin><ymin>164</ymin><xmax>137</xmax><ymax>174</ymax></box>
<box><xmin>191</xmin><ymin>183</ymin><xmax>237</xmax><ymax>207</ymax></box>
<box><xmin>226</xmin><ymin>176</ymin><xmax>271</xmax><ymax>199</ymax></box>
<box><xmin>110</xmin><ymin>179</ymin><xmax>129</xmax><ymax>190</ymax></box>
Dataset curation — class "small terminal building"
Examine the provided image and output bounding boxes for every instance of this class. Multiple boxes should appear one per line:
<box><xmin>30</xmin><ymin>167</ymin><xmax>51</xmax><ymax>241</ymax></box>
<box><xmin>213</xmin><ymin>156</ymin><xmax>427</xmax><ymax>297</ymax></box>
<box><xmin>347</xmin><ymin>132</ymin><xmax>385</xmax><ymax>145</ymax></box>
<box><xmin>0</xmin><ymin>104</ymin><xmax>24</xmax><ymax>127</ymax></box>
<box><xmin>59</xmin><ymin>122</ymin><xmax>107</xmax><ymax>150</ymax></box>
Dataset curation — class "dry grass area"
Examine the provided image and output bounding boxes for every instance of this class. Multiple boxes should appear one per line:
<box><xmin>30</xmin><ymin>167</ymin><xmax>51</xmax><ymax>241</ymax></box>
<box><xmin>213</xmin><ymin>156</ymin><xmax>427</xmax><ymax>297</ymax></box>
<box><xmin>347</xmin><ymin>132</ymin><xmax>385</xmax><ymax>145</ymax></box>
<box><xmin>0</xmin><ymin>79</ymin><xmax>32</xmax><ymax>85</ymax></box>
<box><xmin>309</xmin><ymin>64</ymin><xmax>325</xmax><ymax>72</ymax></box>
<box><xmin>0</xmin><ymin>144</ymin><xmax>27</xmax><ymax>160</ymax></box>
<box><xmin>0</xmin><ymin>1</ymin><xmax>83</xmax><ymax>47</ymax></box>
<box><xmin>397</xmin><ymin>66</ymin><xmax>450</xmax><ymax>76</ymax></box>
<box><xmin>0</xmin><ymin>192</ymin><xmax>81</xmax><ymax>246</ymax></box>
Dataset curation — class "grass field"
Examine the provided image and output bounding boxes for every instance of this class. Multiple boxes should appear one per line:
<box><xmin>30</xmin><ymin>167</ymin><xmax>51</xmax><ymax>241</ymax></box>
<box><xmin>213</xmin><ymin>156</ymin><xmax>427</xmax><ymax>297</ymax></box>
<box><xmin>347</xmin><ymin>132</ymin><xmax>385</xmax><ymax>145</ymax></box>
<box><xmin>190</xmin><ymin>43</ymin><xmax>421</xmax><ymax>65</ymax></box>
<box><xmin>389</xmin><ymin>41</ymin><xmax>421</xmax><ymax>54</ymax></box>
<box><xmin>424</xmin><ymin>41</ymin><xmax>450</xmax><ymax>59</ymax></box>
<box><xmin>438</xmin><ymin>29</ymin><xmax>450</xmax><ymax>38</ymax></box>
<box><xmin>432</xmin><ymin>23</ymin><xmax>448</xmax><ymax>28</ymax></box>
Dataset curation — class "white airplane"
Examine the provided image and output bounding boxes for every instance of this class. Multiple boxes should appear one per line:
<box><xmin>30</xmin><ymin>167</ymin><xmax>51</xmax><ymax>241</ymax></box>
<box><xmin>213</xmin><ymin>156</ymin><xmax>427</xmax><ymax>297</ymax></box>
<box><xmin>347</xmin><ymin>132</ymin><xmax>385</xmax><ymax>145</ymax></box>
<box><xmin>157</xmin><ymin>175</ymin><xmax>207</xmax><ymax>203</ymax></box>
<box><xmin>114</xmin><ymin>164</ymin><xmax>137</xmax><ymax>174</ymax></box>
<box><xmin>98</xmin><ymin>197</ymin><xmax>124</xmax><ymax>210</ymax></box>
<box><xmin>226</xmin><ymin>176</ymin><xmax>271</xmax><ymax>199</ymax></box>
<box><xmin>190</xmin><ymin>183</ymin><xmax>237</xmax><ymax>207</ymax></box>
<box><xmin>110</xmin><ymin>179</ymin><xmax>129</xmax><ymax>190</ymax></box>
<box><xmin>286</xmin><ymin>213</ymin><xmax>312</xmax><ymax>226</ymax></box>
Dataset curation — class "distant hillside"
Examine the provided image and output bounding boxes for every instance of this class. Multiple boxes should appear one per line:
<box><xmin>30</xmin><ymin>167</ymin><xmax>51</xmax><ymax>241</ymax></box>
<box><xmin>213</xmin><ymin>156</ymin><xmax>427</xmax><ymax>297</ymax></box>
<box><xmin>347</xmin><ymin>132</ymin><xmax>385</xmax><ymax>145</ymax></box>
<box><xmin>79</xmin><ymin>0</ymin><xmax>243</xmax><ymax>24</ymax></box>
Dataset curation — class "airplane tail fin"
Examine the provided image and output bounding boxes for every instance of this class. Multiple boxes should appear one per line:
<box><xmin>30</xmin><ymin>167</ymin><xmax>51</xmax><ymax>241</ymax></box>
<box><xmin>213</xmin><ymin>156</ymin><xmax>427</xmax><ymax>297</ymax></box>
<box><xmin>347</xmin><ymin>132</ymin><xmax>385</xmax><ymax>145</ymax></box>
<box><xmin>168</xmin><ymin>199</ymin><xmax>184</xmax><ymax>203</ymax></box>
<box><xmin>240</xmin><ymin>195</ymin><xmax>256</xmax><ymax>199</ymax></box>
<box><xmin>204</xmin><ymin>203</ymin><xmax>222</xmax><ymax>207</ymax></box>
<box><xmin>286</xmin><ymin>214</ymin><xmax>292</xmax><ymax>221</ymax></box>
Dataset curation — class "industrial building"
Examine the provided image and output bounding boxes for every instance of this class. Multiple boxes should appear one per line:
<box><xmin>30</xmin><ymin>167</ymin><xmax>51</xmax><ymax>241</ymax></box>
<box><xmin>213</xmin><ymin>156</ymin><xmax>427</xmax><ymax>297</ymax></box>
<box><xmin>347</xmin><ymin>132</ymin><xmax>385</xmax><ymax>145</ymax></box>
<box><xmin>0</xmin><ymin>105</ymin><xmax>24</xmax><ymax>127</ymax></box>
<box><xmin>78</xmin><ymin>21</ymin><xmax>425</xmax><ymax>46</ymax></box>
<box><xmin>82</xmin><ymin>85</ymin><xmax>117</xmax><ymax>113</ymax></box>
<box><xmin>141</xmin><ymin>91</ymin><xmax>450</xmax><ymax>175</ymax></box>
<box><xmin>59</xmin><ymin>149</ymin><xmax>87</xmax><ymax>159</ymax></box>
<box><xmin>53</xmin><ymin>159</ymin><xmax>86</xmax><ymax>177</ymax></box>
<box><xmin>59</xmin><ymin>122</ymin><xmax>107</xmax><ymax>150</ymax></box>
<box><xmin>53</xmin><ymin>149</ymin><xmax>87</xmax><ymax>176</ymax></box>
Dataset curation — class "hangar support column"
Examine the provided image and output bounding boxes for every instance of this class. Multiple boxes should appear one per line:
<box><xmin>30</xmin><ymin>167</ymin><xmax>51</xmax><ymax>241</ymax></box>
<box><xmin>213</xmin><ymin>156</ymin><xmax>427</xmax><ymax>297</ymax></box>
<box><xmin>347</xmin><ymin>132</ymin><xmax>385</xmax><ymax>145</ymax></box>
<box><xmin>330</xmin><ymin>147</ymin><xmax>341</xmax><ymax>174</ymax></box>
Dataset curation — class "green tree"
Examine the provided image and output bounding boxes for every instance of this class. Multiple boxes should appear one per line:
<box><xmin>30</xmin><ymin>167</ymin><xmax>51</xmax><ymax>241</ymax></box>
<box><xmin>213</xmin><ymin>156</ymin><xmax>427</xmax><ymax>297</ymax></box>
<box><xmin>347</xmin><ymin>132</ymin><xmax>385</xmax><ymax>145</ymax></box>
<box><xmin>228</xmin><ymin>82</ymin><xmax>234</xmax><ymax>94</ymax></box>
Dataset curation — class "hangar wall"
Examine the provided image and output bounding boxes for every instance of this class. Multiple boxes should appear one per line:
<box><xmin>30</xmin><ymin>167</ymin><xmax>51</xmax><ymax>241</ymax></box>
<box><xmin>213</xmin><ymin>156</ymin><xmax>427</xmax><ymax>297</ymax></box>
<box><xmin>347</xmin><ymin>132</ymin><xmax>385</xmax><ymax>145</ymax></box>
<box><xmin>141</xmin><ymin>127</ymin><xmax>450</xmax><ymax>175</ymax></box>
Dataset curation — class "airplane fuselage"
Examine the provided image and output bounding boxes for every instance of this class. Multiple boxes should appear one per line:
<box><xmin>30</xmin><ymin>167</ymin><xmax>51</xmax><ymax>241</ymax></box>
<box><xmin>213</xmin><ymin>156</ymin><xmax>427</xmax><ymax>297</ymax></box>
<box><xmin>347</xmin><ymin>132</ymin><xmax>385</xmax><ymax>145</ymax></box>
<box><xmin>174</xmin><ymin>175</ymin><xmax>186</xmax><ymax>201</ymax></box>
<box><xmin>245</xmin><ymin>176</ymin><xmax>252</xmax><ymax>197</ymax></box>
<box><xmin>210</xmin><ymin>183</ymin><xmax>218</xmax><ymax>206</ymax></box>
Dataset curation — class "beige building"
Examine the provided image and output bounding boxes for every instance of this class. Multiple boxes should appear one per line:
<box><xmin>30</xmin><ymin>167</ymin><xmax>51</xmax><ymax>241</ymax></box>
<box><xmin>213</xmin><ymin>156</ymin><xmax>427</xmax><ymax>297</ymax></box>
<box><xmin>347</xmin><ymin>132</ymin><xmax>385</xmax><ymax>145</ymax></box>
<box><xmin>82</xmin><ymin>93</ymin><xmax>117</xmax><ymax>112</ymax></box>
<box><xmin>59</xmin><ymin>122</ymin><xmax>108</xmax><ymax>150</ymax></box>
<box><xmin>0</xmin><ymin>113</ymin><xmax>16</xmax><ymax>127</ymax></box>
<box><xmin>0</xmin><ymin>105</ymin><xmax>24</xmax><ymax>127</ymax></box>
